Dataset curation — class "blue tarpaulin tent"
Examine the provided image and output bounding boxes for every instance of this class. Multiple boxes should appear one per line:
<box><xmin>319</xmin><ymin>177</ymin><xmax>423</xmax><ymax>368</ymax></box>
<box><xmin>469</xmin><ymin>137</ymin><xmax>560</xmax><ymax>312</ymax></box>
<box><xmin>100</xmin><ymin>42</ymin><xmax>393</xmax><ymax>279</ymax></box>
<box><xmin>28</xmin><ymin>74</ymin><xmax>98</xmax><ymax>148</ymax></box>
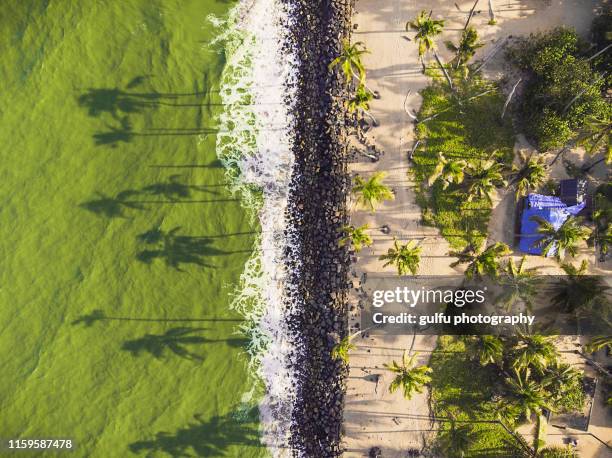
<box><xmin>518</xmin><ymin>194</ymin><xmax>585</xmax><ymax>256</ymax></box>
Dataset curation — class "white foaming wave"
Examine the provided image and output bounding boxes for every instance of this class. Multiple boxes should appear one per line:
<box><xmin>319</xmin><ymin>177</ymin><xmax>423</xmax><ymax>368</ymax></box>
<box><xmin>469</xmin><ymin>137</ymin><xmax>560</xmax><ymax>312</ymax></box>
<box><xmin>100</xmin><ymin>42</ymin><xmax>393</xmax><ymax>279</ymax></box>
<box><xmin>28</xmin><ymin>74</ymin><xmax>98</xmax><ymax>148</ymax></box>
<box><xmin>212</xmin><ymin>0</ymin><xmax>298</xmax><ymax>456</ymax></box>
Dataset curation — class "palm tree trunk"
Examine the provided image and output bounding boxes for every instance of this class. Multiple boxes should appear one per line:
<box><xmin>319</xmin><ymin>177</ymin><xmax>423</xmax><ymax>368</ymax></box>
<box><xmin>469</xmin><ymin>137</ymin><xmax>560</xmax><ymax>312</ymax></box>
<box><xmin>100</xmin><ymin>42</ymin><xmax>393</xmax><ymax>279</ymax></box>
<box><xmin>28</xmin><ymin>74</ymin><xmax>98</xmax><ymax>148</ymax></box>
<box><xmin>351</xmin><ymin>72</ymin><xmax>379</xmax><ymax>98</ymax></box>
<box><xmin>488</xmin><ymin>0</ymin><xmax>496</xmax><ymax>23</ymax></box>
<box><xmin>403</xmin><ymin>89</ymin><xmax>419</xmax><ymax>122</ymax></box>
<box><xmin>408</xmin><ymin>140</ymin><xmax>421</xmax><ymax>161</ymax></box>
<box><xmin>501</xmin><ymin>78</ymin><xmax>522</xmax><ymax>120</ymax></box>
<box><xmin>587</xmin><ymin>42</ymin><xmax>612</xmax><ymax>62</ymax></box>
<box><xmin>433</xmin><ymin>50</ymin><xmax>454</xmax><ymax>91</ymax></box>
<box><xmin>453</xmin><ymin>0</ymin><xmax>481</xmax><ymax>71</ymax></box>
<box><xmin>361</xmin><ymin>108</ymin><xmax>379</xmax><ymax>127</ymax></box>
<box><xmin>588</xmin><ymin>125</ymin><xmax>612</xmax><ymax>154</ymax></box>
<box><xmin>474</xmin><ymin>37</ymin><xmax>507</xmax><ymax>72</ymax></box>
<box><xmin>464</xmin><ymin>0</ymin><xmax>480</xmax><ymax>31</ymax></box>
<box><xmin>549</xmin><ymin>143</ymin><xmax>572</xmax><ymax>166</ymax></box>
<box><xmin>582</xmin><ymin>156</ymin><xmax>606</xmax><ymax>172</ymax></box>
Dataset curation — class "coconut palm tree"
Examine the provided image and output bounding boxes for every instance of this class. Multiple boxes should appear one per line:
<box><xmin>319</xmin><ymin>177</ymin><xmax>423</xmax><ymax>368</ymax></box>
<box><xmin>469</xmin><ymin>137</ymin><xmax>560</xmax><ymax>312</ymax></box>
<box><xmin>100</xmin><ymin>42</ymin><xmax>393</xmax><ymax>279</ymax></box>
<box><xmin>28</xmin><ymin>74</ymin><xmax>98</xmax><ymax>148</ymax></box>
<box><xmin>504</xmin><ymin>368</ymin><xmax>553</xmax><ymax>421</ymax></box>
<box><xmin>331</xmin><ymin>335</ymin><xmax>356</xmax><ymax>364</ymax></box>
<box><xmin>541</xmin><ymin>360</ymin><xmax>583</xmax><ymax>405</ymax></box>
<box><xmin>450</xmin><ymin>242</ymin><xmax>512</xmax><ymax>280</ymax></box>
<box><xmin>585</xmin><ymin>335</ymin><xmax>612</xmax><ymax>353</ymax></box>
<box><xmin>385</xmin><ymin>350</ymin><xmax>432</xmax><ymax>400</ymax></box>
<box><xmin>495</xmin><ymin>256</ymin><xmax>542</xmax><ymax>312</ymax></box>
<box><xmin>589</xmin><ymin>222</ymin><xmax>612</xmax><ymax>258</ymax></box>
<box><xmin>407</xmin><ymin>10</ymin><xmax>446</xmax><ymax>76</ymax></box>
<box><xmin>469</xmin><ymin>335</ymin><xmax>504</xmax><ymax>366</ymax></box>
<box><xmin>503</xmin><ymin>435</ymin><xmax>578</xmax><ymax>458</ymax></box>
<box><xmin>379</xmin><ymin>239</ymin><xmax>422</xmax><ymax>276</ymax></box>
<box><xmin>339</xmin><ymin>224</ymin><xmax>373</xmax><ymax>253</ymax></box>
<box><xmin>465</xmin><ymin>158</ymin><xmax>507</xmax><ymax>203</ymax></box>
<box><xmin>445</xmin><ymin>26</ymin><xmax>484</xmax><ymax>70</ymax></box>
<box><xmin>511</xmin><ymin>152</ymin><xmax>547</xmax><ymax>201</ymax></box>
<box><xmin>427</xmin><ymin>152</ymin><xmax>467</xmax><ymax>189</ymax></box>
<box><xmin>511</xmin><ymin>334</ymin><xmax>558</xmax><ymax>371</ymax></box>
<box><xmin>576</xmin><ymin>114</ymin><xmax>611</xmax><ymax>163</ymax></box>
<box><xmin>328</xmin><ymin>40</ymin><xmax>369</xmax><ymax>85</ymax></box>
<box><xmin>588</xmin><ymin>190</ymin><xmax>612</xmax><ymax>258</ymax></box>
<box><xmin>347</xmin><ymin>85</ymin><xmax>378</xmax><ymax>126</ymax></box>
<box><xmin>352</xmin><ymin>172</ymin><xmax>394</xmax><ymax>211</ymax></box>
<box><xmin>438</xmin><ymin>421</ymin><xmax>478</xmax><ymax>458</ymax></box>
<box><xmin>530</xmin><ymin>216</ymin><xmax>591</xmax><ymax>260</ymax></box>
<box><xmin>550</xmin><ymin>260</ymin><xmax>610</xmax><ymax>315</ymax></box>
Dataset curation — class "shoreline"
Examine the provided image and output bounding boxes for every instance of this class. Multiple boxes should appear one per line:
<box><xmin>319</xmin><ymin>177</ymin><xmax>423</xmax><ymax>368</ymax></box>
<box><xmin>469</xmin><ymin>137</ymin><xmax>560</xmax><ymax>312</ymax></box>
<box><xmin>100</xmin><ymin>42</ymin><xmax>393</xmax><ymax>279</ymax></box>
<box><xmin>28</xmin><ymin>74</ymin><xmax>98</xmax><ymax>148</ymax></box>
<box><xmin>283</xmin><ymin>0</ymin><xmax>354</xmax><ymax>455</ymax></box>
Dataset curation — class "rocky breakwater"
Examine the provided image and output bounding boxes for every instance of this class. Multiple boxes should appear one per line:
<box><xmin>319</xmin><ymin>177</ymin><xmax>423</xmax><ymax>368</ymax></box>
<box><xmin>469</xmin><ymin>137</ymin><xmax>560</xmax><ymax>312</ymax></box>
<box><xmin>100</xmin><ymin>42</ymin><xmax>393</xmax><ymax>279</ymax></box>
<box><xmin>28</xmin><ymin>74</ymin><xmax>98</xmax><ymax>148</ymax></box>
<box><xmin>283</xmin><ymin>0</ymin><xmax>353</xmax><ymax>456</ymax></box>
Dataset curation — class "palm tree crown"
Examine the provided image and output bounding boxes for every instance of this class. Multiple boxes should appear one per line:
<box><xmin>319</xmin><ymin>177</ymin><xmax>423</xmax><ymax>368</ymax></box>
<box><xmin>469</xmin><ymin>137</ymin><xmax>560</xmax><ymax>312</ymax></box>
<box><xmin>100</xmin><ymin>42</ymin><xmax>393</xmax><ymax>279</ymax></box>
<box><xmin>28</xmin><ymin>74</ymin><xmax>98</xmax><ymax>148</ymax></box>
<box><xmin>331</xmin><ymin>335</ymin><xmax>356</xmax><ymax>364</ymax></box>
<box><xmin>511</xmin><ymin>152</ymin><xmax>547</xmax><ymax>201</ymax></box>
<box><xmin>511</xmin><ymin>334</ymin><xmax>558</xmax><ymax>371</ymax></box>
<box><xmin>446</xmin><ymin>26</ymin><xmax>483</xmax><ymax>69</ymax></box>
<box><xmin>329</xmin><ymin>40</ymin><xmax>369</xmax><ymax>85</ymax></box>
<box><xmin>385</xmin><ymin>350</ymin><xmax>432</xmax><ymax>400</ymax></box>
<box><xmin>428</xmin><ymin>152</ymin><xmax>467</xmax><ymax>189</ymax></box>
<box><xmin>439</xmin><ymin>422</ymin><xmax>478</xmax><ymax>458</ymax></box>
<box><xmin>550</xmin><ymin>260</ymin><xmax>610</xmax><ymax>314</ymax></box>
<box><xmin>530</xmin><ymin>215</ymin><xmax>591</xmax><ymax>260</ymax></box>
<box><xmin>504</xmin><ymin>368</ymin><xmax>553</xmax><ymax>420</ymax></box>
<box><xmin>469</xmin><ymin>335</ymin><xmax>504</xmax><ymax>366</ymax></box>
<box><xmin>577</xmin><ymin>114</ymin><xmax>611</xmax><ymax>161</ymax></box>
<box><xmin>495</xmin><ymin>256</ymin><xmax>541</xmax><ymax>312</ymax></box>
<box><xmin>466</xmin><ymin>159</ymin><xmax>507</xmax><ymax>203</ymax></box>
<box><xmin>339</xmin><ymin>224</ymin><xmax>373</xmax><ymax>253</ymax></box>
<box><xmin>450</xmin><ymin>242</ymin><xmax>512</xmax><ymax>279</ymax></box>
<box><xmin>379</xmin><ymin>239</ymin><xmax>422</xmax><ymax>276</ymax></box>
<box><xmin>352</xmin><ymin>172</ymin><xmax>394</xmax><ymax>211</ymax></box>
<box><xmin>347</xmin><ymin>85</ymin><xmax>378</xmax><ymax>126</ymax></box>
<box><xmin>407</xmin><ymin>10</ymin><xmax>445</xmax><ymax>58</ymax></box>
<box><xmin>586</xmin><ymin>335</ymin><xmax>612</xmax><ymax>353</ymax></box>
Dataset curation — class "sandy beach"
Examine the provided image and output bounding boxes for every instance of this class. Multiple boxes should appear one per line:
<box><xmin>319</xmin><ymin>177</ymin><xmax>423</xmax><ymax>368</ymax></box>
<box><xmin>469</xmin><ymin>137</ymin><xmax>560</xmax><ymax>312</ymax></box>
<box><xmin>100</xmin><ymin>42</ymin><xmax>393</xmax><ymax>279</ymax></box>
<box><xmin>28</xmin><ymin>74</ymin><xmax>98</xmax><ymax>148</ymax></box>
<box><xmin>343</xmin><ymin>0</ymin><xmax>611</xmax><ymax>456</ymax></box>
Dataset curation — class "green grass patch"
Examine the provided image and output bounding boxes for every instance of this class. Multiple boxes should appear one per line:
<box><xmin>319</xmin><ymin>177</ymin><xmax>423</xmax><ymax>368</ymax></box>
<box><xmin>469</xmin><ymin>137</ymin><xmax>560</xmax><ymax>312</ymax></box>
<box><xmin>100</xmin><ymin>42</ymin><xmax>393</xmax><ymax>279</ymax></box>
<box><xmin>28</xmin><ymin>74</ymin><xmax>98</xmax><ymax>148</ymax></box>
<box><xmin>412</xmin><ymin>78</ymin><xmax>515</xmax><ymax>249</ymax></box>
<box><xmin>430</xmin><ymin>336</ymin><xmax>516</xmax><ymax>457</ymax></box>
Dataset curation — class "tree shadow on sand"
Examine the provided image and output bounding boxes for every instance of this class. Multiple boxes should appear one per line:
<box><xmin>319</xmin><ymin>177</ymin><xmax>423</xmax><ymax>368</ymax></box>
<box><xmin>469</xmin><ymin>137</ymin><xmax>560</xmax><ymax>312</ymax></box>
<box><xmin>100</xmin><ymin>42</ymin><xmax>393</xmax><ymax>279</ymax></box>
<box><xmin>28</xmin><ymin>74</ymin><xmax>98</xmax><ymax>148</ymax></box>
<box><xmin>121</xmin><ymin>327</ymin><xmax>249</xmax><ymax>361</ymax></box>
<box><xmin>129</xmin><ymin>410</ymin><xmax>262</xmax><ymax>457</ymax></box>
<box><xmin>135</xmin><ymin>226</ymin><xmax>232</xmax><ymax>271</ymax></box>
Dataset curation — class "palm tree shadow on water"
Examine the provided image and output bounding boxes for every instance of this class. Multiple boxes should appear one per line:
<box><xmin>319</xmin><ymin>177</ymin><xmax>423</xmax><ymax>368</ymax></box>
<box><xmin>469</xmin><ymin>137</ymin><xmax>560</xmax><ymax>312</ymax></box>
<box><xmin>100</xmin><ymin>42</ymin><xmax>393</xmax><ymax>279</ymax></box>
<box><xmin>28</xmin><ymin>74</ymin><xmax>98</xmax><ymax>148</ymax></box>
<box><xmin>79</xmin><ymin>176</ymin><xmax>230</xmax><ymax>218</ymax></box>
<box><xmin>79</xmin><ymin>190</ymin><xmax>144</xmax><ymax>218</ymax></box>
<box><xmin>78</xmin><ymin>75</ymin><xmax>218</xmax><ymax>148</ymax></box>
<box><xmin>71</xmin><ymin>310</ymin><xmax>245</xmax><ymax>327</ymax></box>
<box><xmin>139</xmin><ymin>174</ymin><xmax>222</xmax><ymax>201</ymax></box>
<box><xmin>129</xmin><ymin>410</ymin><xmax>263</xmax><ymax>457</ymax></box>
<box><xmin>135</xmin><ymin>226</ymin><xmax>251</xmax><ymax>271</ymax></box>
<box><xmin>77</xmin><ymin>75</ymin><xmax>209</xmax><ymax>119</ymax></box>
<box><xmin>91</xmin><ymin>123</ymin><xmax>218</xmax><ymax>148</ymax></box>
<box><xmin>121</xmin><ymin>327</ymin><xmax>249</xmax><ymax>361</ymax></box>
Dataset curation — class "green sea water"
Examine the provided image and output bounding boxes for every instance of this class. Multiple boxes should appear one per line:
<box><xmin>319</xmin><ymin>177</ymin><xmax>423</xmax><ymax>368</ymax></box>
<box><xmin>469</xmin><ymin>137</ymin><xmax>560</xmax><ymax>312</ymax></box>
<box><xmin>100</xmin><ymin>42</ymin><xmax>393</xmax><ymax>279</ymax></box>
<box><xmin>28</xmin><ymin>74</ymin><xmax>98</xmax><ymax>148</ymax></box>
<box><xmin>0</xmin><ymin>1</ymin><xmax>266</xmax><ymax>456</ymax></box>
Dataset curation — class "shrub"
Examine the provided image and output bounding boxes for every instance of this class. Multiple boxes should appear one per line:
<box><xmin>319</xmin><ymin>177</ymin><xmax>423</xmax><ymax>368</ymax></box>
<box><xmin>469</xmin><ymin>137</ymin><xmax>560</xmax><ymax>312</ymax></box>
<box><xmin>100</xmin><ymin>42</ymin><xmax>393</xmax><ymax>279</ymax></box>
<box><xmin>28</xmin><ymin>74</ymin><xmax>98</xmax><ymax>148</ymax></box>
<box><xmin>508</xmin><ymin>27</ymin><xmax>610</xmax><ymax>151</ymax></box>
